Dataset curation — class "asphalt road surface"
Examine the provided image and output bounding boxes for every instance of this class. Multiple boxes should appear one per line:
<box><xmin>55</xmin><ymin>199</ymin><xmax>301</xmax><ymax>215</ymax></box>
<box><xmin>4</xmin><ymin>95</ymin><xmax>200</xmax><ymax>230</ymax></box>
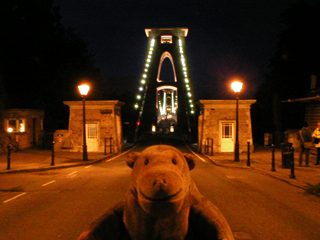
<box><xmin>0</xmin><ymin>138</ymin><xmax>320</xmax><ymax>239</ymax></box>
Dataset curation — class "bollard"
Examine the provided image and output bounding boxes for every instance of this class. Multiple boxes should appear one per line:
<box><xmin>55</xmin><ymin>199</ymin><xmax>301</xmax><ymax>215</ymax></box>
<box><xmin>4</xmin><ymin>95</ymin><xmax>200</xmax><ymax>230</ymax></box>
<box><xmin>7</xmin><ymin>144</ymin><xmax>12</xmax><ymax>170</ymax></box>
<box><xmin>210</xmin><ymin>138</ymin><xmax>214</xmax><ymax>156</ymax></box>
<box><xmin>51</xmin><ymin>141</ymin><xmax>55</xmax><ymax>166</ymax></box>
<box><xmin>271</xmin><ymin>144</ymin><xmax>276</xmax><ymax>172</ymax></box>
<box><xmin>247</xmin><ymin>141</ymin><xmax>250</xmax><ymax>166</ymax></box>
<box><xmin>290</xmin><ymin>147</ymin><xmax>296</xmax><ymax>179</ymax></box>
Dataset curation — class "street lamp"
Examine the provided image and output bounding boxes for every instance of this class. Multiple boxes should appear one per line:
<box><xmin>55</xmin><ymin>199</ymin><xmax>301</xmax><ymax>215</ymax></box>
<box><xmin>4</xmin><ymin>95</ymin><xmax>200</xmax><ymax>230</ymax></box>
<box><xmin>78</xmin><ymin>84</ymin><xmax>90</xmax><ymax>161</ymax></box>
<box><xmin>231</xmin><ymin>81</ymin><xmax>243</xmax><ymax>162</ymax></box>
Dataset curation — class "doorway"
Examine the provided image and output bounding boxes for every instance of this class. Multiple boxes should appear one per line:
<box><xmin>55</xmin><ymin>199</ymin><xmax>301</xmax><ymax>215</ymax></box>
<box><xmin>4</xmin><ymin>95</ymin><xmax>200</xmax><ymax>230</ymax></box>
<box><xmin>220</xmin><ymin>121</ymin><xmax>235</xmax><ymax>152</ymax></box>
<box><xmin>86</xmin><ymin>123</ymin><xmax>99</xmax><ymax>152</ymax></box>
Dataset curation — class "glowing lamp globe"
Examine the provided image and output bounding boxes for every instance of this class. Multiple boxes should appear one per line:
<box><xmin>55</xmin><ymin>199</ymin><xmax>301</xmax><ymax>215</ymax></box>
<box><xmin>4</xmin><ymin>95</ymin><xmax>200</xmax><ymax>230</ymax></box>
<box><xmin>231</xmin><ymin>81</ymin><xmax>243</xmax><ymax>93</ymax></box>
<box><xmin>78</xmin><ymin>84</ymin><xmax>90</xmax><ymax>96</ymax></box>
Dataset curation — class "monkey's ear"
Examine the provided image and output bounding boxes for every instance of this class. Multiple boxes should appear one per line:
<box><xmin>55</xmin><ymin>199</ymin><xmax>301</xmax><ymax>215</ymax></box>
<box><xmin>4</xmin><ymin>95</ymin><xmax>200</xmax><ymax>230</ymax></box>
<box><xmin>184</xmin><ymin>153</ymin><xmax>196</xmax><ymax>170</ymax></box>
<box><xmin>126</xmin><ymin>152</ymin><xmax>141</xmax><ymax>168</ymax></box>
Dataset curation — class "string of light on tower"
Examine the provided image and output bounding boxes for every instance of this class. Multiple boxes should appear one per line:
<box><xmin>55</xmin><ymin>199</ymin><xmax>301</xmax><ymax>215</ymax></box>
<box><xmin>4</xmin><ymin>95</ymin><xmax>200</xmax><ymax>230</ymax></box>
<box><xmin>178</xmin><ymin>38</ymin><xmax>194</xmax><ymax>114</ymax></box>
<box><xmin>134</xmin><ymin>38</ymin><xmax>155</xmax><ymax>110</ymax></box>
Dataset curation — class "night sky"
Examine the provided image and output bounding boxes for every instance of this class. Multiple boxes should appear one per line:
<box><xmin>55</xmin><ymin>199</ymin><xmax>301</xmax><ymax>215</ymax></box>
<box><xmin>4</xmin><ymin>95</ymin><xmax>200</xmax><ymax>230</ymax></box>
<box><xmin>53</xmin><ymin>0</ymin><xmax>299</xmax><ymax>100</ymax></box>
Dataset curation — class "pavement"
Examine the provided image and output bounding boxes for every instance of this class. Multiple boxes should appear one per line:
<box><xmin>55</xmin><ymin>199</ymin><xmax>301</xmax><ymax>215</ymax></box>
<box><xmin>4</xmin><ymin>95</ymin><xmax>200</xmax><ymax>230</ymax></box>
<box><xmin>0</xmin><ymin>148</ymin><xmax>116</xmax><ymax>174</ymax></box>
<box><xmin>203</xmin><ymin>145</ymin><xmax>320</xmax><ymax>192</ymax></box>
<box><xmin>0</xmin><ymin>144</ymin><xmax>319</xmax><ymax>195</ymax></box>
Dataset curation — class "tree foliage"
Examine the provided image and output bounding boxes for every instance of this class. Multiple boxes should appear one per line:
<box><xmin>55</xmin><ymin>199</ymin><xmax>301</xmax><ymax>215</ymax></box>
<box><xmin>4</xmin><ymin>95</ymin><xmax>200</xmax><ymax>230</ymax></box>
<box><xmin>253</xmin><ymin>0</ymin><xmax>320</xmax><ymax>140</ymax></box>
<box><xmin>0</xmin><ymin>0</ymin><xmax>104</xmax><ymax>130</ymax></box>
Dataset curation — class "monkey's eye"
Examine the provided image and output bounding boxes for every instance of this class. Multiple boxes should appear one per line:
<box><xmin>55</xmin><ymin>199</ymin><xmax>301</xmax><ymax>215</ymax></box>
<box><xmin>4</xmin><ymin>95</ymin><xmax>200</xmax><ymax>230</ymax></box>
<box><xmin>144</xmin><ymin>159</ymin><xmax>149</xmax><ymax>165</ymax></box>
<box><xmin>172</xmin><ymin>159</ymin><xmax>177</xmax><ymax>165</ymax></box>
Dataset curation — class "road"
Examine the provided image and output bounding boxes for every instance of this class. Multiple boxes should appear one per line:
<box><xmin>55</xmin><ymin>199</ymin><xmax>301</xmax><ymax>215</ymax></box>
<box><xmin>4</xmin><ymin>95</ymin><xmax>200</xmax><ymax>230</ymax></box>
<box><xmin>0</xmin><ymin>139</ymin><xmax>320</xmax><ymax>239</ymax></box>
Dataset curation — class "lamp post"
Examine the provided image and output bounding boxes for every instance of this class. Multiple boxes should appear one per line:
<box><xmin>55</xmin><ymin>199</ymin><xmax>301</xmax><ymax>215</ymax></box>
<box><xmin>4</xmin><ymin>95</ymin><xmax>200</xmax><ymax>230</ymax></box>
<box><xmin>78</xmin><ymin>84</ymin><xmax>90</xmax><ymax>161</ymax></box>
<box><xmin>231</xmin><ymin>81</ymin><xmax>243</xmax><ymax>162</ymax></box>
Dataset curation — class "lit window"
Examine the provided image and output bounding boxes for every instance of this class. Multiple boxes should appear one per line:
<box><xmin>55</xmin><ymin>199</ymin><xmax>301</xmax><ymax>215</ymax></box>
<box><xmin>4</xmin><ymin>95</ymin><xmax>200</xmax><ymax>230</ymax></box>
<box><xmin>161</xmin><ymin>35</ymin><xmax>173</xmax><ymax>44</ymax></box>
<box><xmin>6</xmin><ymin>119</ymin><xmax>26</xmax><ymax>133</ymax></box>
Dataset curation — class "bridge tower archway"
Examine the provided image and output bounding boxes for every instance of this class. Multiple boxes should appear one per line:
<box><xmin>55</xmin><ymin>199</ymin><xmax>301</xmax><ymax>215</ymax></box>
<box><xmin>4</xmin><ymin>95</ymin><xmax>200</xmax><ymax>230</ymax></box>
<box><xmin>133</xmin><ymin>28</ymin><xmax>196</xmax><ymax>141</ymax></box>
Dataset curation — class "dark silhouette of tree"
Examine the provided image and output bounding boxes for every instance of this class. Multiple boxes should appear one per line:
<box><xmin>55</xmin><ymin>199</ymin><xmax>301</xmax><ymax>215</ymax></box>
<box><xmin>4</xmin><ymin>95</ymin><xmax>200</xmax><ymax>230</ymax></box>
<box><xmin>0</xmin><ymin>0</ymin><xmax>104</xmax><ymax>131</ymax></box>
<box><xmin>253</xmin><ymin>0</ymin><xmax>320</xmax><ymax>143</ymax></box>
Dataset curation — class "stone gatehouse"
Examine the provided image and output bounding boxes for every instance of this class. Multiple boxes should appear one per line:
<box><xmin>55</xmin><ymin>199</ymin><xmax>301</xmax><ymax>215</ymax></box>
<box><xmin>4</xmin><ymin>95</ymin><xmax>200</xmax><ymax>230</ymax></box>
<box><xmin>198</xmin><ymin>100</ymin><xmax>256</xmax><ymax>154</ymax></box>
<box><xmin>54</xmin><ymin>100</ymin><xmax>124</xmax><ymax>153</ymax></box>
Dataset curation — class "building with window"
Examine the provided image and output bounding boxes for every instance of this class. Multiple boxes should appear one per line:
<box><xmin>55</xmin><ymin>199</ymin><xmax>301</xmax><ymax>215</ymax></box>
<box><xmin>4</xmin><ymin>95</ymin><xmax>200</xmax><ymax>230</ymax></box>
<box><xmin>0</xmin><ymin>109</ymin><xmax>44</xmax><ymax>150</ymax></box>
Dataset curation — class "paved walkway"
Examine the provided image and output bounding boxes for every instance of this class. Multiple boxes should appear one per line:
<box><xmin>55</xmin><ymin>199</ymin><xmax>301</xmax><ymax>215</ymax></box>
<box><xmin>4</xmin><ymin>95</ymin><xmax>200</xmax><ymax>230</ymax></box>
<box><xmin>0</xmin><ymin>148</ymin><xmax>114</xmax><ymax>174</ymax></box>
<box><xmin>1</xmin><ymin>145</ymin><xmax>319</xmax><ymax>195</ymax></box>
<box><xmin>204</xmin><ymin>146</ymin><xmax>320</xmax><ymax>191</ymax></box>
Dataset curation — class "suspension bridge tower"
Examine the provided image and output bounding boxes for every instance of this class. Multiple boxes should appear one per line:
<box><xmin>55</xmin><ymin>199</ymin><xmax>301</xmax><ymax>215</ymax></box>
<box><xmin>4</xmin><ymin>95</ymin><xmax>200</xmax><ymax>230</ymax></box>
<box><xmin>133</xmin><ymin>28</ymin><xmax>196</xmax><ymax>140</ymax></box>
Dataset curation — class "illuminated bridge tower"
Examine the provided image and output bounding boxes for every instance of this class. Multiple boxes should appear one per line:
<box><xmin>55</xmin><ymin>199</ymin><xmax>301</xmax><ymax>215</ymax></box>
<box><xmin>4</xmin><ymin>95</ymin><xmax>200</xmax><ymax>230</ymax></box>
<box><xmin>134</xmin><ymin>28</ymin><xmax>195</xmax><ymax>139</ymax></box>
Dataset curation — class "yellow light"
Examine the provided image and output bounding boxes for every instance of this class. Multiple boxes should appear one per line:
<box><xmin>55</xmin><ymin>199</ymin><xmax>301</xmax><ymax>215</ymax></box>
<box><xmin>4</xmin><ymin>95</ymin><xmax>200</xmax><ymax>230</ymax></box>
<box><xmin>152</xmin><ymin>125</ymin><xmax>156</xmax><ymax>132</ymax></box>
<box><xmin>147</xmin><ymin>59</ymin><xmax>151</xmax><ymax>63</ymax></box>
<box><xmin>144</xmin><ymin>68</ymin><xmax>148</xmax><ymax>72</ymax></box>
<box><xmin>78</xmin><ymin>84</ymin><xmax>90</xmax><ymax>96</ymax></box>
<box><xmin>137</xmin><ymin>95</ymin><xmax>141</xmax><ymax>99</ymax></box>
<box><xmin>231</xmin><ymin>81</ymin><xmax>243</xmax><ymax>93</ymax></box>
<box><xmin>19</xmin><ymin>123</ymin><xmax>25</xmax><ymax>132</ymax></box>
<box><xmin>139</xmin><ymin>87</ymin><xmax>143</xmax><ymax>91</ymax></box>
<box><xmin>141</xmin><ymin>80</ymin><xmax>146</xmax><ymax>84</ymax></box>
<box><xmin>7</xmin><ymin>128</ymin><xmax>13</xmax><ymax>133</ymax></box>
<box><xmin>143</xmin><ymin>74</ymin><xmax>147</xmax><ymax>78</ymax></box>
<box><xmin>146</xmin><ymin>64</ymin><xmax>149</xmax><ymax>67</ymax></box>
<box><xmin>134</xmin><ymin>104</ymin><xmax>139</xmax><ymax>109</ymax></box>
<box><xmin>185</xmin><ymin>78</ymin><xmax>189</xmax><ymax>83</ymax></box>
<box><xmin>191</xmin><ymin>110</ymin><xmax>195</xmax><ymax>114</ymax></box>
<box><xmin>170</xmin><ymin>125</ymin><xmax>174</xmax><ymax>132</ymax></box>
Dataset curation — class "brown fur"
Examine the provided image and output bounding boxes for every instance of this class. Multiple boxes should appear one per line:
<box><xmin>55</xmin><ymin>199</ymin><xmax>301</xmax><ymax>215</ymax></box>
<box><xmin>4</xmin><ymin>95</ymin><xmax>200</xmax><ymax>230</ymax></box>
<box><xmin>78</xmin><ymin>145</ymin><xmax>234</xmax><ymax>240</ymax></box>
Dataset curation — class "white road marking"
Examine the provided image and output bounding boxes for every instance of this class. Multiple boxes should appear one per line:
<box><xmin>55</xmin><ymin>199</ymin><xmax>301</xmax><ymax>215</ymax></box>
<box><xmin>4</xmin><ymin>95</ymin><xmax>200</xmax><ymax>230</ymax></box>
<box><xmin>42</xmin><ymin>180</ymin><xmax>56</xmax><ymax>186</ymax></box>
<box><xmin>3</xmin><ymin>192</ymin><xmax>27</xmax><ymax>203</ymax></box>
<box><xmin>68</xmin><ymin>171</ymin><xmax>78</xmax><ymax>176</ymax></box>
<box><xmin>226</xmin><ymin>175</ymin><xmax>248</xmax><ymax>179</ymax></box>
<box><xmin>85</xmin><ymin>165</ymin><xmax>92</xmax><ymax>169</ymax></box>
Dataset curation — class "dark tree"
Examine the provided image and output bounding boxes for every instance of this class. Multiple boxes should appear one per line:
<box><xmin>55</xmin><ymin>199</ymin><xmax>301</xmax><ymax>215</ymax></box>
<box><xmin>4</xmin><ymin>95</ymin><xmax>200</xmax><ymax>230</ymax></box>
<box><xmin>253</xmin><ymin>0</ymin><xmax>320</xmax><ymax>143</ymax></box>
<box><xmin>0</xmin><ymin>0</ymin><xmax>104</xmax><ymax>131</ymax></box>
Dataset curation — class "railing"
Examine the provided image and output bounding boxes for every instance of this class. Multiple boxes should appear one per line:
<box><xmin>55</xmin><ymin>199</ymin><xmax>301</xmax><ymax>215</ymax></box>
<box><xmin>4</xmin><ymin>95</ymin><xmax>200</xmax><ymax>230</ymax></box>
<box><xmin>104</xmin><ymin>137</ymin><xmax>113</xmax><ymax>155</ymax></box>
<box><xmin>205</xmin><ymin>138</ymin><xmax>214</xmax><ymax>156</ymax></box>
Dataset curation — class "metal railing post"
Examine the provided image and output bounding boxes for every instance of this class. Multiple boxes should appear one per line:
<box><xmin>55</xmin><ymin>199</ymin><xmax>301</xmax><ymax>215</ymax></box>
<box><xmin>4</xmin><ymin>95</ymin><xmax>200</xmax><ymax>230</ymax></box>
<box><xmin>51</xmin><ymin>141</ymin><xmax>55</xmax><ymax>166</ymax></box>
<box><xmin>290</xmin><ymin>147</ymin><xmax>296</xmax><ymax>179</ymax></box>
<box><xmin>7</xmin><ymin>144</ymin><xmax>12</xmax><ymax>170</ymax></box>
